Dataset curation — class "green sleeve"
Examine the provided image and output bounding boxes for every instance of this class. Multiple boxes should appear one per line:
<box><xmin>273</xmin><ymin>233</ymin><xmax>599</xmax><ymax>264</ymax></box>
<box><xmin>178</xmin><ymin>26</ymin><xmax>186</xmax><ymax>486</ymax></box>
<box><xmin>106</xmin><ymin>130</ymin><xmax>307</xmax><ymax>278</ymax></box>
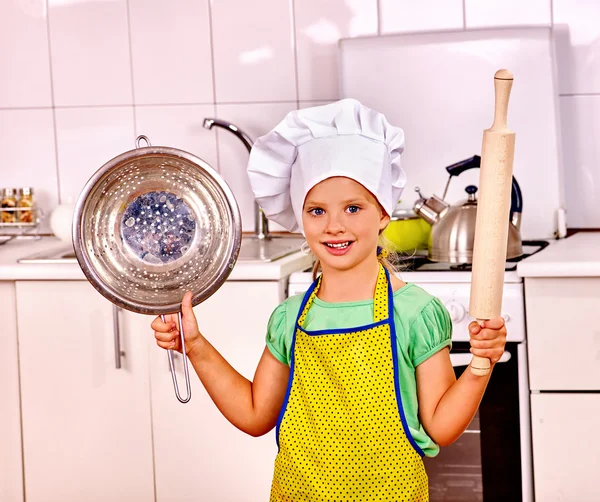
<box><xmin>265</xmin><ymin>301</ymin><xmax>290</xmax><ymax>365</ymax></box>
<box><xmin>409</xmin><ymin>297</ymin><xmax>453</xmax><ymax>367</ymax></box>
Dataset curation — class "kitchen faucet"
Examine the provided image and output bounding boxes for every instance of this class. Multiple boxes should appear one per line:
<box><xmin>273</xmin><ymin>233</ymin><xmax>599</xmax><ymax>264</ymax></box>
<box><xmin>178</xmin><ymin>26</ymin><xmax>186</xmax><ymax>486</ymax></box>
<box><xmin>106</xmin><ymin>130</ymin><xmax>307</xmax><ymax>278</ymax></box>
<box><xmin>203</xmin><ymin>118</ymin><xmax>270</xmax><ymax>240</ymax></box>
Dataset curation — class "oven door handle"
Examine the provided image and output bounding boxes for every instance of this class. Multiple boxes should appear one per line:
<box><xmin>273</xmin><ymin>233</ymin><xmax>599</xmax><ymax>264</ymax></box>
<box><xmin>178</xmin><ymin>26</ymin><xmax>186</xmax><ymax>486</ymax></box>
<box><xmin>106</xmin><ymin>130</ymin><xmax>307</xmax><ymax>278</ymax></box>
<box><xmin>450</xmin><ymin>351</ymin><xmax>511</xmax><ymax>367</ymax></box>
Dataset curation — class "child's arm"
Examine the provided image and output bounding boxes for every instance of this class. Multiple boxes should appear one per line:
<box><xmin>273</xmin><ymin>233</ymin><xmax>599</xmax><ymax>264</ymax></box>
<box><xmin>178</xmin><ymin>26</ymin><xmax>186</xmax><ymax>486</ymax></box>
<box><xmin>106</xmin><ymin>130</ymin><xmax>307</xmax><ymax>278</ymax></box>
<box><xmin>415</xmin><ymin>317</ymin><xmax>506</xmax><ymax>447</ymax></box>
<box><xmin>152</xmin><ymin>292</ymin><xmax>290</xmax><ymax>438</ymax></box>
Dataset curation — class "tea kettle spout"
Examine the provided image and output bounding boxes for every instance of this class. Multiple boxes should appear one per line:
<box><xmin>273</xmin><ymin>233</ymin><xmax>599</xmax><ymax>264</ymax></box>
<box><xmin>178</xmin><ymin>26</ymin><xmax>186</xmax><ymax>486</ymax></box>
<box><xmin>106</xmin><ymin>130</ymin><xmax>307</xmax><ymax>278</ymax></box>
<box><xmin>413</xmin><ymin>187</ymin><xmax>450</xmax><ymax>226</ymax></box>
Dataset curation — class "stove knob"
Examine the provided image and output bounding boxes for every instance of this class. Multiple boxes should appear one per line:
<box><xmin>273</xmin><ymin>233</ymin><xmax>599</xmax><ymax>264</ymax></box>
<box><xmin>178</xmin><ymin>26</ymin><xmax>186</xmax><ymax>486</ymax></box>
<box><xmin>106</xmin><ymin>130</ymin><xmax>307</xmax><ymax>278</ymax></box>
<box><xmin>445</xmin><ymin>301</ymin><xmax>466</xmax><ymax>322</ymax></box>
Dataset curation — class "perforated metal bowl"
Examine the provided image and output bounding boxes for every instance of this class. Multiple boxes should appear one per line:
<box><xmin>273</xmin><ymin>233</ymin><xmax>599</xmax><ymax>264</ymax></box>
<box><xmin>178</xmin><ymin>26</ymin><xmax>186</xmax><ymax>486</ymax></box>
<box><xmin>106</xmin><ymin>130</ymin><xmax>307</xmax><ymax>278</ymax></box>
<box><xmin>73</xmin><ymin>136</ymin><xmax>242</xmax><ymax>403</ymax></box>
<box><xmin>73</xmin><ymin>137</ymin><xmax>242</xmax><ymax>316</ymax></box>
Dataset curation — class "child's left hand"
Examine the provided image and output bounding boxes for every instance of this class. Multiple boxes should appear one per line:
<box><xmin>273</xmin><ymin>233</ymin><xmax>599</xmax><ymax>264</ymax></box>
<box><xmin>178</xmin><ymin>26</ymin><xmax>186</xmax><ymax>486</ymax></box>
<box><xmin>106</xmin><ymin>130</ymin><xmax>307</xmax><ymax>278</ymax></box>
<box><xmin>468</xmin><ymin>317</ymin><xmax>507</xmax><ymax>366</ymax></box>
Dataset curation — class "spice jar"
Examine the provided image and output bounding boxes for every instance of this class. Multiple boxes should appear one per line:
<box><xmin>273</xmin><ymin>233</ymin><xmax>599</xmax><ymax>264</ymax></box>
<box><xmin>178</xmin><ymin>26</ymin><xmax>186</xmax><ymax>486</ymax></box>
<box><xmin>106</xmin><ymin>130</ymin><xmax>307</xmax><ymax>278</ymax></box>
<box><xmin>1</xmin><ymin>188</ymin><xmax>18</xmax><ymax>224</ymax></box>
<box><xmin>18</xmin><ymin>187</ymin><xmax>36</xmax><ymax>224</ymax></box>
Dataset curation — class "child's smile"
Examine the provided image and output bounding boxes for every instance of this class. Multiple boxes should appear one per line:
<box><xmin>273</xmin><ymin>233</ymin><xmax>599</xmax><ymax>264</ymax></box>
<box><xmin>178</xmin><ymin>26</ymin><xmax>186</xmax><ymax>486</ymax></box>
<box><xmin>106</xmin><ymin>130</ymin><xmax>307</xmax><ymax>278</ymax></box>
<box><xmin>322</xmin><ymin>239</ymin><xmax>354</xmax><ymax>255</ymax></box>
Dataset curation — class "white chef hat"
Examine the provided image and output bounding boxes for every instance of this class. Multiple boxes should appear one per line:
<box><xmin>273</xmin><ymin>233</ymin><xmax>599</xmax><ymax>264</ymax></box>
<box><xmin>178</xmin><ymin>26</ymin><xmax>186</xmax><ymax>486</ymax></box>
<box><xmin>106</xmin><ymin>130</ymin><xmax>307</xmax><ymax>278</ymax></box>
<box><xmin>247</xmin><ymin>98</ymin><xmax>406</xmax><ymax>234</ymax></box>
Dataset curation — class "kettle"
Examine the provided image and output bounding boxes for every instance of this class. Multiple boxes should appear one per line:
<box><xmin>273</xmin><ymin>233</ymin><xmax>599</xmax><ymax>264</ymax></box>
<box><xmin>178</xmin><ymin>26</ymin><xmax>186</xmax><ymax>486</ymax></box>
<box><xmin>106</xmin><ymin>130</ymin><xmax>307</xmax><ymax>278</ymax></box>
<box><xmin>413</xmin><ymin>155</ymin><xmax>523</xmax><ymax>264</ymax></box>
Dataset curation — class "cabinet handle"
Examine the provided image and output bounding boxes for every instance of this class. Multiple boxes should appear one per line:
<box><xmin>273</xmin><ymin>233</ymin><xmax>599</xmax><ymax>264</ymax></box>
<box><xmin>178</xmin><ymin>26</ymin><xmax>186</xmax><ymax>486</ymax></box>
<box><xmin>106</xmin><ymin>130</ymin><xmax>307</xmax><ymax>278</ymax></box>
<box><xmin>113</xmin><ymin>305</ymin><xmax>125</xmax><ymax>369</ymax></box>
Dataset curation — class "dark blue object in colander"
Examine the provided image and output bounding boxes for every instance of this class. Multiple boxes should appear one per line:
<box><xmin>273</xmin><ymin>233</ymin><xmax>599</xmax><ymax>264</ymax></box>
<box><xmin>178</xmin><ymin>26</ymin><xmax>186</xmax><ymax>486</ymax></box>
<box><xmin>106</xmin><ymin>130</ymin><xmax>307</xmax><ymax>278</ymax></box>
<box><xmin>121</xmin><ymin>191</ymin><xmax>196</xmax><ymax>264</ymax></box>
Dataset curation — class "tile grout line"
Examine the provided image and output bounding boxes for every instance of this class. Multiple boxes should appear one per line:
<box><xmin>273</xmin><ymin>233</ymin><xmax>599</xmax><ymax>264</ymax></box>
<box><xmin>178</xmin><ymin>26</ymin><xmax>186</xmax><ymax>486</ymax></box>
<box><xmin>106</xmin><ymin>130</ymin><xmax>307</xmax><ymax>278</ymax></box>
<box><xmin>124</xmin><ymin>0</ymin><xmax>138</xmax><ymax>138</ymax></box>
<box><xmin>0</xmin><ymin>100</ymin><xmax>306</xmax><ymax>112</ymax></box>
<box><xmin>462</xmin><ymin>0</ymin><xmax>467</xmax><ymax>29</ymax></box>
<box><xmin>45</xmin><ymin>0</ymin><xmax>62</xmax><ymax>206</ymax></box>
<box><xmin>290</xmin><ymin>0</ymin><xmax>300</xmax><ymax>107</ymax></box>
<box><xmin>376</xmin><ymin>0</ymin><xmax>382</xmax><ymax>35</ymax></box>
<box><xmin>207</xmin><ymin>0</ymin><xmax>221</xmax><ymax>173</ymax></box>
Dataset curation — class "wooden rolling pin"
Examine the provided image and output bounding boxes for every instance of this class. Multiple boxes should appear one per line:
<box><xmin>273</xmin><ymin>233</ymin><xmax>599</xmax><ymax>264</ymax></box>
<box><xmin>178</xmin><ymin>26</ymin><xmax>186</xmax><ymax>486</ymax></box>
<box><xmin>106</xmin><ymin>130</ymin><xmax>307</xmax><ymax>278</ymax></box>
<box><xmin>469</xmin><ymin>69</ymin><xmax>516</xmax><ymax>376</ymax></box>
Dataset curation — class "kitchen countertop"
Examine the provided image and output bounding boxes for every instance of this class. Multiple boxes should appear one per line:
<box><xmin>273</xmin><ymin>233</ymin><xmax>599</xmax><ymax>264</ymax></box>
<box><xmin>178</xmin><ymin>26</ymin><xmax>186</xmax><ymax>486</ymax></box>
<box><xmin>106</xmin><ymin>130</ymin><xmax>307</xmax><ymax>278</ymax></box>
<box><xmin>517</xmin><ymin>232</ymin><xmax>600</xmax><ymax>278</ymax></box>
<box><xmin>0</xmin><ymin>236</ymin><xmax>313</xmax><ymax>281</ymax></box>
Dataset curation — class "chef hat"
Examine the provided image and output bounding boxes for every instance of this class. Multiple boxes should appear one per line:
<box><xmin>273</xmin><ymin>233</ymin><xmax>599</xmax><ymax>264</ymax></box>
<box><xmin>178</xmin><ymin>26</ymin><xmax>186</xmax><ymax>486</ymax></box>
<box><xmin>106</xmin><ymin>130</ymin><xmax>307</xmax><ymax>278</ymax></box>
<box><xmin>247</xmin><ymin>98</ymin><xmax>406</xmax><ymax>234</ymax></box>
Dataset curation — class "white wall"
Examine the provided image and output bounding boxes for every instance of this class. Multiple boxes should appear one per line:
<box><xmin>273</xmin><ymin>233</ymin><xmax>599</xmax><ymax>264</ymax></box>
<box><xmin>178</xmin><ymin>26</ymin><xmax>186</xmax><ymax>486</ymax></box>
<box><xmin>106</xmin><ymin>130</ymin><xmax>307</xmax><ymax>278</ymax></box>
<box><xmin>0</xmin><ymin>0</ymin><xmax>598</xmax><ymax>232</ymax></box>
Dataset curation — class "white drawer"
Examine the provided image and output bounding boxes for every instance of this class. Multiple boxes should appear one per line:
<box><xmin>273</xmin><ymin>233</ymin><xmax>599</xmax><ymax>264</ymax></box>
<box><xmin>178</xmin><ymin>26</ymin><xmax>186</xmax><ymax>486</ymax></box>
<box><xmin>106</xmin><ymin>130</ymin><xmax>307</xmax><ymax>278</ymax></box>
<box><xmin>525</xmin><ymin>277</ymin><xmax>600</xmax><ymax>390</ymax></box>
<box><xmin>531</xmin><ymin>393</ymin><xmax>600</xmax><ymax>501</ymax></box>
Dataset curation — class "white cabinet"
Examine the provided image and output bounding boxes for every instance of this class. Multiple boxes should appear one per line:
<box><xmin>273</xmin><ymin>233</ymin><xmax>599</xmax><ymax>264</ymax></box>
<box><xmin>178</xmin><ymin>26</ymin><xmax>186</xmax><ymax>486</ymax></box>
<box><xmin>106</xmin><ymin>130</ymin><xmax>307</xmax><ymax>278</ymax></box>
<box><xmin>0</xmin><ymin>282</ymin><xmax>24</xmax><ymax>502</ymax></box>
<box><xmin>530</xmin><ymin>393</ymin><xmax>600</xmax><ymax>501</ymax></box>
<box><xmin>16</xmin><ymin>281</ymin><xmax>154</xmax><ymax>502</ymax></box>
<box><xmin>525</xmin><ymin>277</ymin><xmax>600</xmax><ymax>390</ymax></box>
<box><xmin>143</xmin><ymin>280</ymin><xmax>284</xmax><ymax>502</ymax></box>
<box><xmin>525</xmin><ymin>276</ymin><xmax>600</xmax><ymax>501</ymax></box>
<box><xmin>10</xmin><ymin>277</ymin><xmax>286</xmax><ymax>502</ymax></box>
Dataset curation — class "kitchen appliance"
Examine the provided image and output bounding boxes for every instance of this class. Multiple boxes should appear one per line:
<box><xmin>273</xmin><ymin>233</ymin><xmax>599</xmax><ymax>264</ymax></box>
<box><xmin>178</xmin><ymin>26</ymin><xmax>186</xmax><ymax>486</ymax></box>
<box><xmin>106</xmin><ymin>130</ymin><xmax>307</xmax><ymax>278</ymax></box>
<box><xmin>413</xmin><ymin>155</ymin><xmax>523</xmax><ymax>264</ymax></box>
<box><xmin>382</xmin><ymin>207</ymin><xmax>431</xmax><ymax>253</ymax></box>
<box><xmin>336</xmin><ymin>25</ymin><xmax>568</xmax><ymax>502</ymax></box>
<box><xmin>287</xmin><ymin>240</ymin><xmax>547</xmax><ymax>501</ymax></box>
<box><xmin>73</xmin><ymin>135</ymin><xmax>242</xmax><ymax>403</ymax></box>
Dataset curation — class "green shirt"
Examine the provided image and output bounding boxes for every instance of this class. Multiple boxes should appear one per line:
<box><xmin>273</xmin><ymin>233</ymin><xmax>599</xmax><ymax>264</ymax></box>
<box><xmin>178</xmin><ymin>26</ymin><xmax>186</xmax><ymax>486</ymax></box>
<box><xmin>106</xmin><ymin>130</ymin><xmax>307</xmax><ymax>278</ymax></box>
<box><xmin>266</xmin><ymin>282</ymin><xmax>452</xmax><ymax>457</ymax></box>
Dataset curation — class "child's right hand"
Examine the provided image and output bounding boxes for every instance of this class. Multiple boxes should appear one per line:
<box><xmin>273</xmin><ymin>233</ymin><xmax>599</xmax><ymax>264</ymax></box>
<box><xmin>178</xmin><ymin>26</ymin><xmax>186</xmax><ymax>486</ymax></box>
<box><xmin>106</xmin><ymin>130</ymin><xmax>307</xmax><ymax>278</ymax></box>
<box><xmin>151</xmin><ymin>291</ymin><xmax>203</xmax><ymax>355</ymax></box>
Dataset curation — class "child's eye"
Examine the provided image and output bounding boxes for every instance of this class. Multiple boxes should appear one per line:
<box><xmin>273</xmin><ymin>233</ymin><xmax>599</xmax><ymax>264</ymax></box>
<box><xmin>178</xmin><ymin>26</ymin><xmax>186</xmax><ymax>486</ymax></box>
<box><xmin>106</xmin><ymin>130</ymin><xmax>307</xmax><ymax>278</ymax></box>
<box><xmin>346</xmin><ymin>205</ymin><xmax>360</xmax><ymax>214</ymax></box>
<box><xmin>308</xmin><ymin>207</ymin><xmax>325</xmax><ymax>216</ymax></box>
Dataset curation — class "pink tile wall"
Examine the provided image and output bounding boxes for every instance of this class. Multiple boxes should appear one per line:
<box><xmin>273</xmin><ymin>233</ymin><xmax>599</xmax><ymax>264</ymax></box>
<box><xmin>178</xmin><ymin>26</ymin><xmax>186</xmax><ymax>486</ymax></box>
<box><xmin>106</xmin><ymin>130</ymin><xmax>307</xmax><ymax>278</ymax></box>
<box><xmin>0</xmin><ymin>0</ymin><xmax>598</xmax><ymax>230</ymax></box>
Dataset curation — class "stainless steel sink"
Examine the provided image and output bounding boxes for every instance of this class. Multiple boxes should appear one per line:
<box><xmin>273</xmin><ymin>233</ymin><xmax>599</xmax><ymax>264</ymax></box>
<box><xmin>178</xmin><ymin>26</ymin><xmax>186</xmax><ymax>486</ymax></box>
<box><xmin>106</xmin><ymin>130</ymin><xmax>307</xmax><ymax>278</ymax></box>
<box><xmin>18</xmin><ymin>245</ymin><xmax>77</xmax><ymax>264</ymax></box>
<box><xmin>238</xmin><ymin>236</ymin><xmax>305</xmax><ymax>262</ymax></box>
<box><xmin>18</xmin><ymin>236</ymin><xmax>306</xmax><ymax>264</ymax></box>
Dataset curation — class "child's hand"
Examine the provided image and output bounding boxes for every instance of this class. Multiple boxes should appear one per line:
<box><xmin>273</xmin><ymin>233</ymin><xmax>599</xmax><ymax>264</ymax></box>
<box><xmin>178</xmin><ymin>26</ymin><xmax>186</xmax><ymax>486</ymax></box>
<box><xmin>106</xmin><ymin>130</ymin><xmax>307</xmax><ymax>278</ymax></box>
<box><xmin>151</xmin><ymin>291</ymin><xmax>203</xmax><ymax>355</ymax></box>
<box><xmin>468</xmin><ymin>317</ymin><xmax>507</xmax><ymax>366</ymax></box>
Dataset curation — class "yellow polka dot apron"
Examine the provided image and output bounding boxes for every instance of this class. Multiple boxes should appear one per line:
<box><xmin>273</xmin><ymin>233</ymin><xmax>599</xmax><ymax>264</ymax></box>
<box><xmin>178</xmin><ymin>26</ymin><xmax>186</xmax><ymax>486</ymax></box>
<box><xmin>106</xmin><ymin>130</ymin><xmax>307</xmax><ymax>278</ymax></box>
<box><xmin>270</xmin><ymin>265</ymin><xmax>428</xmax><ymax>501</ymax></box>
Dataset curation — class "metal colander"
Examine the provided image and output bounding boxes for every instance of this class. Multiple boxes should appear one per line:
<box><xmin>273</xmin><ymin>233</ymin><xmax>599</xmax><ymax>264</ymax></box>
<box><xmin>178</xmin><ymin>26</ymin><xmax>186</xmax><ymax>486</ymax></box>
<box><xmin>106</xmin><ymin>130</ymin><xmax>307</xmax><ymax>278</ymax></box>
<box><xmin>73</xmin><ymin>136</ymin><xmax>242</xmax><ymax>403</ymax></box>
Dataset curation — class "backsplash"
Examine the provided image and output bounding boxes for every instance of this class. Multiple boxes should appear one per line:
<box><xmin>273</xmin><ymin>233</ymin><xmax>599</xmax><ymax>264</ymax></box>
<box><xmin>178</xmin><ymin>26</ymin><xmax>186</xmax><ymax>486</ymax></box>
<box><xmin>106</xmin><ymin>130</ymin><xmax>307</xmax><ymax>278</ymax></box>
<box><xmin>0</xmin><ymin>0</ymin><xmax>598</xmax><ymax>233</ymax></box>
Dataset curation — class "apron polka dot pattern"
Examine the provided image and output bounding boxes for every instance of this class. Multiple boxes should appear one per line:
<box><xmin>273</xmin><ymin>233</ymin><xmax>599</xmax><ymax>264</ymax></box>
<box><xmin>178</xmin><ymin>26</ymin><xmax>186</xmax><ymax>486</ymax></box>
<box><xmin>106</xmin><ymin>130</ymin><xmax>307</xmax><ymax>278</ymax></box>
<box><xmin>271</xmin><ymin>266</ymin><xmax>429</xmax><ymax>501</ymax></box>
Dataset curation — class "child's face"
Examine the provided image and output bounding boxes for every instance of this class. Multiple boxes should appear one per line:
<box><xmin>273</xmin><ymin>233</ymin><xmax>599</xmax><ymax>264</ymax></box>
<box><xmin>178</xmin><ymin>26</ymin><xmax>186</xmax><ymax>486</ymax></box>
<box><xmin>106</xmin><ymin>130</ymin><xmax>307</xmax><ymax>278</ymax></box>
<box><xmin>302</xmin><ymin>177</ymin><xmax>390</xmax><ymax>273</ymax></box>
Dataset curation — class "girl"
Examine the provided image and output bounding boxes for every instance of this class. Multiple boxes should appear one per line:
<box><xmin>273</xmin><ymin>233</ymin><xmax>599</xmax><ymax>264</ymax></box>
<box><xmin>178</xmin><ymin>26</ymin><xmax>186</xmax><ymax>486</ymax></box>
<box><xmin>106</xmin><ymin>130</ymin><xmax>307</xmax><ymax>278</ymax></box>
<box><xmin>152</xmin><ymin>99</ymin><xmax>507</xmax><ymax>501</ymax></box>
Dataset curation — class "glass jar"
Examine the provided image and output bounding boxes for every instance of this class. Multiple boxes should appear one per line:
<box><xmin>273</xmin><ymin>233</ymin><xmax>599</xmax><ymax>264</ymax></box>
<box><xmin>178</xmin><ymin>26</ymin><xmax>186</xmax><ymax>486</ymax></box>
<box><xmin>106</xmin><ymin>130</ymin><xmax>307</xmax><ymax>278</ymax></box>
<box><xmin>18</xmin><ymin>187</ymin><xmax>36</xmax><ymax>224</ymax></box>
<box><xmin>1</xmin><ymin>188</ymin><xmax>18</xmax><ymax>224</ymax></box>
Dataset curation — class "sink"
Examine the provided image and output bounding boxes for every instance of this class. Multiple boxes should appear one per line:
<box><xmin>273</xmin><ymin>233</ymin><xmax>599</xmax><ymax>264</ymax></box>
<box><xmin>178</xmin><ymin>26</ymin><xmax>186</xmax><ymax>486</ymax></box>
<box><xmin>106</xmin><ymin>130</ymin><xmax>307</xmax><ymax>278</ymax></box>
<box><xmin>238</xmin><ymin>236</ymin><xmax>306</xmax><ymax>262</ymax></box>
<box><xmin>17</xmin><ymin>236</ymin><xmax>306</xmax><ymax>264</ymax></box>
<box><xmin>18</xmin><ymin>245</ymin><xmax>77</xmax><ymax>264</ymax></box>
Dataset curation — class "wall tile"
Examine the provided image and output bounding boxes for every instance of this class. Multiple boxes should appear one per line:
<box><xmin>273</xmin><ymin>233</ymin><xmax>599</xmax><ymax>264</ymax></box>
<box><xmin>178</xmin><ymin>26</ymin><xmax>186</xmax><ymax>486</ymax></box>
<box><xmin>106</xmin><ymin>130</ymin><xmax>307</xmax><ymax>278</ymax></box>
<box><xmin>48</xmin><ymin>0</ymin><xmax>132</xmax><ymax>106</ymax></box>
<box><xmin>214</xmin><ymin>102</ymin><xmax>297</xmax><ymax>232</ymax></box>
<box><xmin>0</xmin><ymin>0</ymin><xmax>52</xmax><ymax>108</ymax></box>
<box><xmin>380</xmin><ymin>0</ymin><xmax>463</xmax><ymax>34</ymax></box>
<box><xmin>553</xmin><ymin>0</ymin><xmax>600</xmax><ymax>94</ymax></box>
<box><xmin>55</xmin><ymin>107</ymin><xmax>135</xmax><ymax>202</ymax></box>
<box><xmin>560</xmin><ymin>96</ymin><xmax>600</xmax><ymax>228</ymax></box>
<box><xmin>465</xmin><ymin>0</ymin><xmax>551</xmax><ymax>28</ymax></box>
<box><xmin>129</xmin><ymin>0</ymin><xmax>214</xmax><ymax>104</ymax></box>
<box><xmin>135</xmin><ymin>104</ymin><xmax>219</xmax><ymax>169</ymax></box>
<box><xmin>295</xmin><ymin>0</ymin><xmax>377</xmax><ymax>101</ymax></box>
<box><xmin>211</xmin><ymin>0</ymin><xmax>296</xmax><ymax>102</ymax></box>
<box><xmin>299</xmin><ymin>100</ymin><xmax>335</xmax><ymax>109</ymax></box>
<box><xmin>0</xmin><ymin>109</ymin><xmax>58</xmax><ymax>227</ymax></box>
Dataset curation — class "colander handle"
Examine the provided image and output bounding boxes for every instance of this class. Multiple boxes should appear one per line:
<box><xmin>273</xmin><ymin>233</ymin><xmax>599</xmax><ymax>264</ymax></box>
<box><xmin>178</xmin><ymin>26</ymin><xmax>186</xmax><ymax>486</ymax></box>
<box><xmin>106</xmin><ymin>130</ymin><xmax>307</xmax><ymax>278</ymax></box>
<box><xmin>162</xmin><ymin>311</ymin><xmax>192</xmax><ymax>403</ymax></box>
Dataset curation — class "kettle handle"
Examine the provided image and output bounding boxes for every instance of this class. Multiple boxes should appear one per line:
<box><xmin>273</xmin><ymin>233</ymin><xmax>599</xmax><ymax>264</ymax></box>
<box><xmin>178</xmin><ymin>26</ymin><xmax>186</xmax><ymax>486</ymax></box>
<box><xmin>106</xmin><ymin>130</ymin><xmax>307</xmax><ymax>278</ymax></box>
<box><xmin>445</xmin><ymin>155</ymin><xmax>523</xmax><ymax>217</ymax></box>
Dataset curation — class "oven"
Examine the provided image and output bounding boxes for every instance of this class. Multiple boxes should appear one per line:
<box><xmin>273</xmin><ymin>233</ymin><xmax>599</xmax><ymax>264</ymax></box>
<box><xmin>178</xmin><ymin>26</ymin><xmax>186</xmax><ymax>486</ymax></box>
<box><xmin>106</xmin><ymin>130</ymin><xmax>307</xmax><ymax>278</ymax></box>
<box><xmin>286</xmin><ymin>241</ymin><xmax>547</xmax><ymax>502</ymax></box>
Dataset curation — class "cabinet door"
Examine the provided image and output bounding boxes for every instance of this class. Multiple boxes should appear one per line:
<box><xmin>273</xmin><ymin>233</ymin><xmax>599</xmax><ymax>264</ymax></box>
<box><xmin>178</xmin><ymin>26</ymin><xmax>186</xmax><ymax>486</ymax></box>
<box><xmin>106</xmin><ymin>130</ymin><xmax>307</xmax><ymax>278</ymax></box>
<box><xmin>16</xmin><ymin>281</ymin><xmax>154</xmax><ymax>502</ymax></box>
<box><xmin>144</xmin><ymin>281</ymin><xmax>283</xmax><ymax>502</ymax></box>
<box><xmin>525</xmin><ymin>277</ymin><xmax>600</xmax><ymax>390</ymax></box>
<box><xmin>531</xmin><ymin>393</ymin><xmax>600</xmax><ymax>501</ymax></box>
<box><xmin>0</xmin><ymin>282</ymin><xmax>24</xmax><ymax>502</ymax></box>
